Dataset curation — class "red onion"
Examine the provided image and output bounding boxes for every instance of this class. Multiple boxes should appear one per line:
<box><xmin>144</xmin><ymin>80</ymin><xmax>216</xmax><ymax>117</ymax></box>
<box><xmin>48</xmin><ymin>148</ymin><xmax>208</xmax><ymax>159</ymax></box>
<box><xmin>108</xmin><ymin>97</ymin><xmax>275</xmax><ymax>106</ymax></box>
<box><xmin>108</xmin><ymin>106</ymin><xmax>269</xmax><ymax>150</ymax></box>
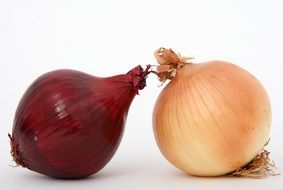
<box><xmin>9</xmin><ymin>65</ymin><xmax>150</xmax><ymax>179</ymax></box>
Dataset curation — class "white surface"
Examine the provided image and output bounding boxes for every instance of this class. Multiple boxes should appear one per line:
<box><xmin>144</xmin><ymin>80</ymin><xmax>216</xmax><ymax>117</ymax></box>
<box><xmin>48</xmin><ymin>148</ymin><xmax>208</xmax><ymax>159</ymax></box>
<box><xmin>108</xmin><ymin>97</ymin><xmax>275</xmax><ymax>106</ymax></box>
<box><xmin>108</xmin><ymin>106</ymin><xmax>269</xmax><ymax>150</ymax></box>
<box><xmin>0</xmin><ymin>0</ymin><xmax>283</xmax><ymax>189</ymax></box>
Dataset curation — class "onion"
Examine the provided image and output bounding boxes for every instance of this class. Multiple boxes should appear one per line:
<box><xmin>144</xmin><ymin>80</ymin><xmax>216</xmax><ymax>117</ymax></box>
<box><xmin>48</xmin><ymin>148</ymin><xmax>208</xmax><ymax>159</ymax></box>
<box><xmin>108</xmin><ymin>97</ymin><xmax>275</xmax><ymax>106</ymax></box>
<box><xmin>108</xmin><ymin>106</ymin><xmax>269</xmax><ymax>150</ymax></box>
<box><xmin>9</xmin><ymin>65</ymin><xmax>150</xmax><ymax>179</ymax></box>
<box><xmin>152</xmin><ymin>48</ymin><xmax>275</xmax><ymax>178</ymax></box>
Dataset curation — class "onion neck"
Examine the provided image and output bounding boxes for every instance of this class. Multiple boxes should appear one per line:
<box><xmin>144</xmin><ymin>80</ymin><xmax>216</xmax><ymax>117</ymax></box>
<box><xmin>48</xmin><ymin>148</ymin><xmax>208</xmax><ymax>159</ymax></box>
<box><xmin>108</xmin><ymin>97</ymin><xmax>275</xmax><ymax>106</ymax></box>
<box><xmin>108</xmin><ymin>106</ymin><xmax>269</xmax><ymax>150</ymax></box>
<box><xmin>154</xmin><ymin>47</ymin><xmax>193</xmax><ymax>82</ymax></box>
<box><xmin>126</xmin><ymin>65</ymin><xmax>151</xmax><ymax>94</ymax></box>
<box><xmin>104</xmin><ymin>65</ymin><xmax>151</xmax><ymax>97</ymax></box>
<box><xmin>100</xmin><ymin>65</ymin><xmax>151</xmax><ymax>119</ymax></box>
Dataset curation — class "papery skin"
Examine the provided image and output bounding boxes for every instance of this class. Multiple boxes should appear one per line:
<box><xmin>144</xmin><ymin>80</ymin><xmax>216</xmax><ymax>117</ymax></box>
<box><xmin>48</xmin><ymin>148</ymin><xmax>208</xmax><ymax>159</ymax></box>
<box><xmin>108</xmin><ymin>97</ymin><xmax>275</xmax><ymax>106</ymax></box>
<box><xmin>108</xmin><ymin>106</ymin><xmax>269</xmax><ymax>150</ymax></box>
<box><xmin>10</xmin><ymin>66</ymin><xmax>147</xmax><ymax>179</ymax></box>
<box><xmin>153</xmin><ymin>61</ymin><xmax>271</xmax><ymax>176</ymax></box>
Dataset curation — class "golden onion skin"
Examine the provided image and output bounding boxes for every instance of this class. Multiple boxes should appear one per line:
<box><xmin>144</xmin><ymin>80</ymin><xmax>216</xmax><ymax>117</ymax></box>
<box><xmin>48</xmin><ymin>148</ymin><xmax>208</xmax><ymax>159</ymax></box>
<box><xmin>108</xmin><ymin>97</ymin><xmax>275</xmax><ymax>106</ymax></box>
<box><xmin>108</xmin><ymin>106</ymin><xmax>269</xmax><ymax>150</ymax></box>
<box><xmin>152</xmin><ymin>61</ymin><xmax>271</xmax><ymax>176</ymax></box>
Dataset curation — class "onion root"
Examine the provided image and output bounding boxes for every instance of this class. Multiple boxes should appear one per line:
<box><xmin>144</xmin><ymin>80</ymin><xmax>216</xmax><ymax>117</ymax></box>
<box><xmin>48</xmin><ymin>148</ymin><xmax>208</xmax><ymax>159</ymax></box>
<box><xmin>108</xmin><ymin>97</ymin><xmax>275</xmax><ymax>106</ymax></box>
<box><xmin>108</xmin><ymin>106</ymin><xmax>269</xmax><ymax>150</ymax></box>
<box><xmin>8</xmin><ymin>134</ymin><xmax>26</xmax><ymax>167</ymax></box>
<box><xmin>230</xmin><ymin>140</ymin><xmax>279</xmax><ymax>178</ymax></box>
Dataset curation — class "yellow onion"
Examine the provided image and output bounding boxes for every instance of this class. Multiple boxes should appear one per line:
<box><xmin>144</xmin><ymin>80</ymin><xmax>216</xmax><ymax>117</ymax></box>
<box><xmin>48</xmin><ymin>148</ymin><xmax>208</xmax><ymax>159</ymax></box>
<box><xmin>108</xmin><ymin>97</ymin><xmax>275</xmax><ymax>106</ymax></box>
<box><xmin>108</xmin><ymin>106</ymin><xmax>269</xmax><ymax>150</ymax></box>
<box><xmin>152</xmin><ymin>48</ymin><xmax>272</xmax><ymax>177</ymax></box>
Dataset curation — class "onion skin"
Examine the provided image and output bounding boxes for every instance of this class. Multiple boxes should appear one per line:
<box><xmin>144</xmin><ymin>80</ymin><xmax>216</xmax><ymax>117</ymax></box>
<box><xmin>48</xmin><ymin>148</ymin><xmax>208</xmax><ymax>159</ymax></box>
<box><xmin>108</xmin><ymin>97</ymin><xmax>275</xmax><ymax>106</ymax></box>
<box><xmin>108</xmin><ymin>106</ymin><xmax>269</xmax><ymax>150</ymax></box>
<box><xmin>10</xmin><ymin>66</ymin><xmax>149</xmax><ymax>179</ymax></box>
<box><xmin>153</xmin><ymin>61</ymin><xmax>271</xmax><ymax>176</ymax></box>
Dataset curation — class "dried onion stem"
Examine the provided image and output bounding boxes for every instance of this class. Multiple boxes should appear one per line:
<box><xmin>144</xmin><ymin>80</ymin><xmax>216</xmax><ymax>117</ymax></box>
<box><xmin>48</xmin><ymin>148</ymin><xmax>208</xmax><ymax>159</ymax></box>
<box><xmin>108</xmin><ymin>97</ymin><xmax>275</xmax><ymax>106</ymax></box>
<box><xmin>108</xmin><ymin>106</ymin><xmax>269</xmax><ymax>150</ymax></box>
<box><xmin>154</xmin><ymin>47</ymin><xmax>193</xmax><ymax>82</ymax></box>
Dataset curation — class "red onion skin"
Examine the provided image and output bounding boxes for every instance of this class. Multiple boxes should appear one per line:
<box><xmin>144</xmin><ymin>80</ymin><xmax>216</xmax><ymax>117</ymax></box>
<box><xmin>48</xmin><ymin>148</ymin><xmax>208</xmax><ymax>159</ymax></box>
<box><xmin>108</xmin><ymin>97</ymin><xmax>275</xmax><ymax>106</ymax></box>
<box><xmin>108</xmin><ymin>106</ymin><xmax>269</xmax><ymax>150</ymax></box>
<box><xmin>9</xmin><ymin>66</ymin><xmax>149</xmax><ymax>179</ymax></box>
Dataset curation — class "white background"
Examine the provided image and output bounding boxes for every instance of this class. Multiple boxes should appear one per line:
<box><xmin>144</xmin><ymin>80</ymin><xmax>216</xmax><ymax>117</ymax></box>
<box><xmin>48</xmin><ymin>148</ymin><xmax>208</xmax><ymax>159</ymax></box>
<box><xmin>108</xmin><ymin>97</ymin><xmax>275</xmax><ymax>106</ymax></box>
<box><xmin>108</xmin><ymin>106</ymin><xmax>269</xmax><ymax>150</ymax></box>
<box><xmin>0</xmin><ymin>0</ymin><xmax>282</xmax><ymax>189</ymax></box>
